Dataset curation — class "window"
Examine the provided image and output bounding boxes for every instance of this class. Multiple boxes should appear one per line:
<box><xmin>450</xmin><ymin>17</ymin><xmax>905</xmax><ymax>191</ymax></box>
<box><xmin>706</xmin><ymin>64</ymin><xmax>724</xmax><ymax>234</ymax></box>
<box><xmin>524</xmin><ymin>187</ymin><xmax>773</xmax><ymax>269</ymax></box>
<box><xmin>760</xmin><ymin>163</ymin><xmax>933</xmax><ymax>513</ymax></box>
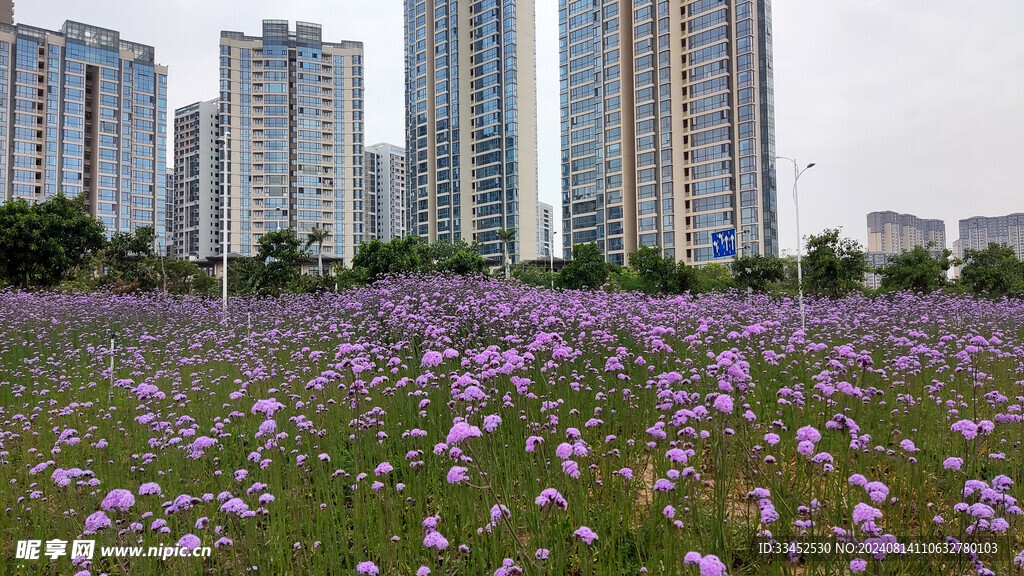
<box><xmin>689</xmin><ymin>42</ymin><xmax>728</xmax><ymax>67</ymax></box>
<box><xmin>689</xmin><ymin>26</ymin><xmax>727</xmax><ymax>50</ymax></box>
<box><xmin>691</xmin><ymin>177</ymin><xmax>733</xmax><ymax>197</ymax></box>
<box><xmin>689</xmin><ymin>0</ymin><xmax>726</xmax><ymax>17</ymax></box>
<box><xmin>692</xmin><ymin>161</ymin><xmax>731</xmax><ymax>180</ymax></box>
<box><xmin>690</xmin><ymin>8</ymin><xmax>727</xmax><ymax>33</ymax></box>
<box><xmin>692</xmin><ymin>110</ymin><xmax>729</xmax><ymax>130</ymax></box>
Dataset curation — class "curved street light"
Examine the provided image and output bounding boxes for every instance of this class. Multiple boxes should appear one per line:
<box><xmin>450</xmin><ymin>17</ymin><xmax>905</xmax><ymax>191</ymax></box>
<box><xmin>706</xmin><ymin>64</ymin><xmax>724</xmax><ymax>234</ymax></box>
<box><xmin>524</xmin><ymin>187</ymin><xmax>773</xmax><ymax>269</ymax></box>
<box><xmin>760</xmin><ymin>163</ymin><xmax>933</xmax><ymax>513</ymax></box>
<box><xmin>775</xmin><ymin>156</ymin><xmax>816</xmax><ymax>333</ymax></box>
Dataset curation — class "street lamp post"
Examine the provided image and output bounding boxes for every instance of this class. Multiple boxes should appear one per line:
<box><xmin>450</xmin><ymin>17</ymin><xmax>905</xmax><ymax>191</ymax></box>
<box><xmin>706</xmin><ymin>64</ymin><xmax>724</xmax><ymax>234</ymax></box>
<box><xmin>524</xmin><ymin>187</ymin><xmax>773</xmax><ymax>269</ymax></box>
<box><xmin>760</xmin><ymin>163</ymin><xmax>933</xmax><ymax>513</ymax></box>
<box><xmin>549</xmin><ymin>231</ymin><xmax>558</xmax><ymax>289</ymax></box>
<box><xmin>774</xmin><ymin>156</ymin><xmax>816</xmax><ymax>333</ymax></box>
<box><xmin>219</xmin><ymin>129</ymin><xmax>230</xmax><ymax>317</ymax></box>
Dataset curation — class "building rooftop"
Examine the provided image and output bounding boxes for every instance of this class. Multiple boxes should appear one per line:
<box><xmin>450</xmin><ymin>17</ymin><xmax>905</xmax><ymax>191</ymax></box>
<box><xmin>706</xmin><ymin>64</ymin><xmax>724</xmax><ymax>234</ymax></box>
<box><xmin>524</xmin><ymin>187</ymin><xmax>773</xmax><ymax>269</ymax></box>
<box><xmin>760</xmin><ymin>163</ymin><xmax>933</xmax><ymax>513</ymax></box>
<box><xmin>221</xmin><ymin>20</ymin><xmax>362</xmax><ymax>50</ymax></box>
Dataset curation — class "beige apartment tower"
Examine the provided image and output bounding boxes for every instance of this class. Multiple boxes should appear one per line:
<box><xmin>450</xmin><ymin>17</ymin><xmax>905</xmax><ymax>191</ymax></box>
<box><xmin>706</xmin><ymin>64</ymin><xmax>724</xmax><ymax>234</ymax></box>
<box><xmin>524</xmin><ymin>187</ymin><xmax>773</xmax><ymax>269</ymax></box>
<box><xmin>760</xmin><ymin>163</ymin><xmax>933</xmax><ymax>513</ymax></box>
<box><xmin>219</xmin><ymin>21</ymin><xmax>365</xmax><ymax>264</ymax></box>
<box><xmin>560</xmin><ymin>0</ymin><xmax>778</xmax><ymax>265</ymax></box>
<box><xmin>404</xmin><ymin>0</ymin><xmax>540</xmax><ymax>263</ymax></box>
<box><xmin>866</xmin><ymin>211</ymin><xmax>946</xmax><ymax>254</ymax></box>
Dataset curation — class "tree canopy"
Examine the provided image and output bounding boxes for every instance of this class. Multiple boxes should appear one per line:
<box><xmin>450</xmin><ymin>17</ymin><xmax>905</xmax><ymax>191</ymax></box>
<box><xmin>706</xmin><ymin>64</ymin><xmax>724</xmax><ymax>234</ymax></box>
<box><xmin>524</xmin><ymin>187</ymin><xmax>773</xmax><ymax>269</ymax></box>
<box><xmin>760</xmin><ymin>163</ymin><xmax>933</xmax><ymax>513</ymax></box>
<box><xmin>878</xmin><ymin>245</ymin><xmax>951</xmax><ymax>293</ymax></box>
<box><xmin>0</xmin><ymin>195</ymin><xmax>106</xmax><ymax>288</ymax></box>
<box><xmin>802</xmin><ymin>228</ymin><xmax>868</xmax><ymax>297</ymax></box>
<box><xmin>959</xmin><ymin>243</ymin><xmax>1024</xmax><ymax>298</ymax></box>
<box><xmin>730</xmin><ymin>254</ymin><xmax>786</xmax><ymax>293</ymax></box>
<box><xmin>559</xmin><ymin>243</ymin><xmax>609</xmax><ymax>290</ymax></box>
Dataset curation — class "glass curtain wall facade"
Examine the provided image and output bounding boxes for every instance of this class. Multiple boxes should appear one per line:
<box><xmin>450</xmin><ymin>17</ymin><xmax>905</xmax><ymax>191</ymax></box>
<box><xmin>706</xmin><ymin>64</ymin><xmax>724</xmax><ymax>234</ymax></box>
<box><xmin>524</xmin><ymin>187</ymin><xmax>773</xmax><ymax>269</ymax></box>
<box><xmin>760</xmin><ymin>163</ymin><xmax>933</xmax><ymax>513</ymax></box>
<box><xmin>405</xmin><ymin>0</ymin><xmax>540</xmax><ymax>262</ymax></box>
<box><xmin>0</xmin><ymin>21</ymin><xmax>169</xmax><ymax>252</ymax></box>
<box><xmin>220</xmin><ymin>21</ymin><xmax>364</xmax><ymax>261</ymax></box>
<box><xmin>559</xmin><ymin>0</ymin><xmax>777</xmax><ymax>265</ymax></box>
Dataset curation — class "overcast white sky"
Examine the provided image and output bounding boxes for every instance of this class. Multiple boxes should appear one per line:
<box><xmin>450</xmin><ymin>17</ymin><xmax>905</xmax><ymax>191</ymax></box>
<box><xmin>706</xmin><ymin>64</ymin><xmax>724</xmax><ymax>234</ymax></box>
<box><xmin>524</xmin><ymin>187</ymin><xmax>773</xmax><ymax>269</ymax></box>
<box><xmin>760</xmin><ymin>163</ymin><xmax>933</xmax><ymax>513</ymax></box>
<box><xmin>18</xmin><ymin>0</ymin><xmax>1024</xmax><ymax>254</ymax></box>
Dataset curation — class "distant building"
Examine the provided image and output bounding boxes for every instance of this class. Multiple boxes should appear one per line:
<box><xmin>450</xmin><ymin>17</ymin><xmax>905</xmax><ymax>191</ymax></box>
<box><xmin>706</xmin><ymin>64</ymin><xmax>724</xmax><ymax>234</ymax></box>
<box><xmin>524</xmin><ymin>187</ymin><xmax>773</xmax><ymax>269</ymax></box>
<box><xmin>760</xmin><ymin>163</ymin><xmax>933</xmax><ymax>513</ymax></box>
<box><xmin>0</xmin><ymin>0</ymin><xmax>12</xmax><ymax>25</ymax></box>
<box><xmin>867</xmin><ymin>211</ymin><xmax>946</xmax><ymax>254</ymax></box>
<box><xmin>866</xmin><ymin>211</ymin><xmax>947</xmax><ymax>289</ymax></box>
<box><xmin>365</xmin><ymin>142</ymin><xmax>406</xmax><ymax>242</ymax></box>
<box><xmin>952</xmin><ymin>238</ymin><xmax>962</xmax><ymax>279</ymax></box>
<box><xmin>173</xmin><ymin>99</ymin><xmax>222</xmax><ymax>259</ymax></box>
<box><xmin>220</xmin><ymin>20</ymin><xmax>365</xmax><ymax>263</ymax></box>
<box><xmin>0</xmin><ymin>21</ymin><xmax>169</xmax><ymax>252</ymax></box>
<box><xmin>538</xmin><ymin>202</ymin><xmax>554</xmax><ymax>258</ymax></box>
<box><xmin>864</xmin><ymin>252</ymin><xmax>891</xmax><ymax>290</ymax></box>
<box><xmin>958</xmin><ymin>213</ymin><xmax>1024</xmax><ymax>260</ymax></box>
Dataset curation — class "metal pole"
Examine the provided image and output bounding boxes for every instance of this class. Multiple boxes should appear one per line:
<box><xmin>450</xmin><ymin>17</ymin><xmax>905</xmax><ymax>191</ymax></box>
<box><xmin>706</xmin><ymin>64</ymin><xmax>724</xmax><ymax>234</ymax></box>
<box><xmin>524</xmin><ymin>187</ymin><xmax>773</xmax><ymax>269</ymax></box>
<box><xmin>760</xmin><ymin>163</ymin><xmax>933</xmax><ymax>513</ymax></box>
<box><xmin>775</xmin><ymin>156</ymin><xmax>814</xmax><ymax>334</ymax></box>
<box><xmin>108</xmin><ymin>332</ymin><xmax>115</xmax><ymax>402</ymax></box>
<box><xmin>793</xmin><ymin>160</ymin><xmax>805</xmax><ymax>333</ymax></box>
<box><xmin>550</xmin><ymin>231</ymin><xmax>557</xmax><ymax>289</ymax></box>
<box><xmin>221</xmin><ymin>130</ymin><xmax>230</xmax><ymax>318</ymax></box>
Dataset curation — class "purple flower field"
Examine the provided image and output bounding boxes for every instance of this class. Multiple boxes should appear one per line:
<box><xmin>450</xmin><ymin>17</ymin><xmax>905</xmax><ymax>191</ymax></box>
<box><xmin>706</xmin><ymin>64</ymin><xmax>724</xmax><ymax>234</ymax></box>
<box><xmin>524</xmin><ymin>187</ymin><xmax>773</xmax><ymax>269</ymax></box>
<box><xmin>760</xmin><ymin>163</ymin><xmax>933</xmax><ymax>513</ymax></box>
<box><xmin>1</xmin><ymin>275</ymin><xmax>1023</xmax><ymax>575</ymax></box>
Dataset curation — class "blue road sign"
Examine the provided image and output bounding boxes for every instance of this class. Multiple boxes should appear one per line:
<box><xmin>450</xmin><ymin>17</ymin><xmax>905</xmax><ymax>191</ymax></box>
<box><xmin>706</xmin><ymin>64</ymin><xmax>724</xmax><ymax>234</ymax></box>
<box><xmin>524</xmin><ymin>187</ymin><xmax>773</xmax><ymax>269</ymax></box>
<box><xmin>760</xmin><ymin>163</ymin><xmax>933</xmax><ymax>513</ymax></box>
<box><xmin>711</xmin><ymin>228</ymin><xmax>737</xmax><ymax>258</ymax></box>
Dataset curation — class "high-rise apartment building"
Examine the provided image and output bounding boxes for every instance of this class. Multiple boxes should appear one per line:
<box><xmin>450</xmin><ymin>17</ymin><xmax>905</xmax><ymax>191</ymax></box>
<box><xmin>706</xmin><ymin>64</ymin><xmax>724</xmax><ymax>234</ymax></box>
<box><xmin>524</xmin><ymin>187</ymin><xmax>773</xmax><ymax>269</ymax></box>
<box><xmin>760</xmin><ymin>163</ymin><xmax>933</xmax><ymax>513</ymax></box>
<box><xmin>866</xmin><ymin>211</ymin><xmax>946</xmax><ymax>255</ymax></box>
<box><xmin>559</xmin><ymin>0</ymin><xmax>777</xmax><ymax>265</ymax></box>
<box><xmin>219</xmin><ymin>21</ymin><xmax>365</xmax><ymax>262</ymax></box>
<box><xmin>404</xmin><ymin>0</ymin><xmax>540</xmax><ymax>263</ymax></box>
<box><xmin>538</xmin><ymin>200</ymin><xmax>553</xmax><ymax>257</ymax></box>
<box><xmin>365</xmin><ymin>142</ymin><xmax>407</xmax><ymax>242</ymax></box>
<box><xmin>173</xmin><ymin>99</ymin><xmax>221</xmax><ymax>259</ymax></box>
<box><xmin>952</xmin><ymin>238</ymin><xmax>962</xmax><ymax>279</ymax></box>
<box><xmin>0</xmin><ymin>21</ymin><xmax>169</xmax><ymax>252</ymax></box>
<box><xmin>865</xmin><ymin>211</ymin><xmax>946</xmax><ymax>290</ymax></box>
<box><xmin>1</xmin><ymin>0</ymin><xmax>12</xmax><ymax>25</ymax></box>
<box><xmin>958</xmin><ymin>213</ymin><xmax>1024</xmax><ymax>260</ymax></box>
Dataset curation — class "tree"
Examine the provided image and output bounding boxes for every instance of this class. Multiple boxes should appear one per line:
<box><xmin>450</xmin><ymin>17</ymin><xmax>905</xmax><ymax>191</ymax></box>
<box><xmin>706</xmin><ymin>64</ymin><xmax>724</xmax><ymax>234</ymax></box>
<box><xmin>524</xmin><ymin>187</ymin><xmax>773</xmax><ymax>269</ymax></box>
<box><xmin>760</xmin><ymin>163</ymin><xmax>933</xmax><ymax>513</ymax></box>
<box><xmin>628</xmin><ymin>245</ymin><xmax>676</xmax><ymax>293</ymax></box>
<box><xmin>731</xmin><ymin>254</ymin><xmax>786</xmax><ymax>293</ymax></box>
<box><xmin>160</xmin><ymin>259</ymin><xmax>217</xmax><ymax>295</ymax></box>
<box><xmin>959</xmin><ymin>243</ymin><xmax>1024</xmax><ymax>298</ymax></box>
<box><xmin>0</xmin><ymin>195</ymin><xmax>106</xmax><ymax>288</ymax></box>
<box><xmin>878</xmin><ymin>245</ymin><xmax>952</xmax><ymax>293</ymax></box>
<box><xmin>802</xmin><ymin>228</ymin><xmax>868</xmax><ymax>297</ymax></box>
<box><xmin>352</xmin><ymin>236</ymin><xmax>427</xmax><ymax>281</ymax></box>
<box><xmin>671</xmin><ymin>261</ymin><xmax>700</xmax><ymax>294</ymax></box>
<box><xmin>425</xmin><ymin>240</ymin><xmax>488</xmax><ymax>275</ymax></box>
<box><xmin>497</xmin><ymin>228</ymin><xmax>518</xmax><ymax>280</ymax></box>
<box><xmin>693</xmin><ymin>263</ymin><xmax>734</xmax><ymax>293</ymax></box>
<box><xmin>305</xmin><ymin>227</ymin><xmax>332</xmax><ymax>276</ymax></box>
<box><xmin>102</xmin><ymin>226</ymin><xmax>157</xmax><ymax>290</ymax></box>
<box><xmin>227</xmin><ymin>256</ymin><xmax>265</xmax><ymax>296</ymax></box>
<box><xmin>256</xmin><ymin>229</ymin><xmax>306</xmax><ymax>295</ymax></box>
<box><xmin>559</xmin><ymin>243</ymin><xmax>608</xmax><ymax>290</ymax></box>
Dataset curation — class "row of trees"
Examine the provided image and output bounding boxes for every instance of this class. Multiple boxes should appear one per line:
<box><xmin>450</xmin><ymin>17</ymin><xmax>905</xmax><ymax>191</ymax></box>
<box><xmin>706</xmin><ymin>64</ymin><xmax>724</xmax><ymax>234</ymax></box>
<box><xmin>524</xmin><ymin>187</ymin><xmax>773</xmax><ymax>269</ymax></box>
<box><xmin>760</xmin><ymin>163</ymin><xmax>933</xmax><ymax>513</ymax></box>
<box><xmin>521</xmin><ymin>228</ymin><xmax>1024</xmax><ymax>298</ymax></box>
<box><xmin>230</xmin><ymin>233</ymin><xmax>493</xmax><ymax>295</ymax></box>
<box><xmin>2</xmin><ymin>196</ymin><xmax>1023</xmax><ymax>298</ymax></box>
<box><xmin>0</xmin><ymin>196</ymin><xmax>217</xmax><ymax>293</ymax></box>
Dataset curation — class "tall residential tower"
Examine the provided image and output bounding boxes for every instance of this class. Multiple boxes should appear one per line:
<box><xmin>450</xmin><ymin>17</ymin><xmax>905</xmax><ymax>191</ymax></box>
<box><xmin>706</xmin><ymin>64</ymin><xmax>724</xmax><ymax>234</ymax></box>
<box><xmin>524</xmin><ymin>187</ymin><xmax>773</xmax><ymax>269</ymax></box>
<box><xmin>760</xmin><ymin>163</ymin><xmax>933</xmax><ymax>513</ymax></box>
<box><xmin>219</xmin><ymin>21</ymin><xmax>365</xmax><ymax>262</ymax></box>
<box><xmin>559</xmin><ymin>0</ymin><xmax>777</xmax><ymax>265</ymax></box>
<box><xmin>0</xmin><ymin>21</ymin><xmax>169</xmax><ymax>251</ymax></box>
<box><xmin>366</xmin><ymin>142</ymin><xmax>407</xmax><ymax>242</ymax></box>
<box><xmin>958</xmin><ymin>213</ymin><xmax>1024</xmax><ymax>260</ymax></box>
<box><xmin>404</xmin><ymin>0</ymin><xmax>540</xmax><ymax>263</ymax></box>
<box><xmin>866</xmin><ymin>211</ymin><xmax>946</xmax><ymax>255</ymax></box>
<box><xmin>865</xmin><ymin>211</ymin><xmax>947</xmax><ymax>290</ymax></box>
<box><xmin>172</xmin><ymin>99</ymin><xmax>221</xmax><ymax>259</ymax></box>
<box><xmin>538</xmin><ymin>200</ymin><xmax>553</xmax><ymax>257</ymax></box>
